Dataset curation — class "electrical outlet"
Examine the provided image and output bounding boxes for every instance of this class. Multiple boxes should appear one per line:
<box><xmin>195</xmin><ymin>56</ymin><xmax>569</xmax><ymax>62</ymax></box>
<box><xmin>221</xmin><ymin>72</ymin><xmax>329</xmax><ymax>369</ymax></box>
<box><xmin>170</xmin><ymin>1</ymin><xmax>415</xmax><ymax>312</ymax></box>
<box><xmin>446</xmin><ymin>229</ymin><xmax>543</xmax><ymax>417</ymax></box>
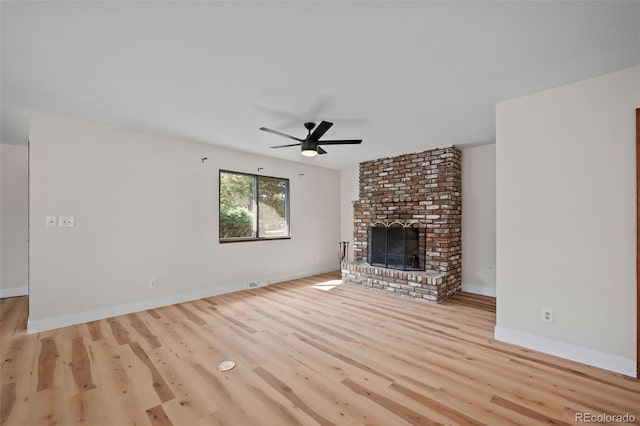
<box><xmin>46</xmin><ymin>216</ymin><xmax>57</xmax><ymax>227</ymax></box>
<box><xmin>541</xmin><ymin>308</ymin><xmax>554</xmax><ymax>323</ymax></box>
<box><xmin>149</xmin><ymin>278</ymin><xmax>157</xmax><ymax>289</ymax></box>
<box><xmin>316</xmin><ymin>256</ymin><xmax>321</xmax><ymax>263</ymax></box>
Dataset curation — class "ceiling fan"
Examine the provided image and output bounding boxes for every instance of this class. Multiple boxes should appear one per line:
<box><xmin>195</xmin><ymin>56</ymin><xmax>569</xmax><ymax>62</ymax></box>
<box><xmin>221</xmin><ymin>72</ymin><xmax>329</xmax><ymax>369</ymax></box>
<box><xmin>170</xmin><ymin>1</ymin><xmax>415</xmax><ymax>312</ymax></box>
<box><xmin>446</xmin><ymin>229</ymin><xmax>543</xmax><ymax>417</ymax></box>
<box><xmin>259</xmin><ymin>121</ymin><xmax>362</xmax><ymax>157</ymax></box>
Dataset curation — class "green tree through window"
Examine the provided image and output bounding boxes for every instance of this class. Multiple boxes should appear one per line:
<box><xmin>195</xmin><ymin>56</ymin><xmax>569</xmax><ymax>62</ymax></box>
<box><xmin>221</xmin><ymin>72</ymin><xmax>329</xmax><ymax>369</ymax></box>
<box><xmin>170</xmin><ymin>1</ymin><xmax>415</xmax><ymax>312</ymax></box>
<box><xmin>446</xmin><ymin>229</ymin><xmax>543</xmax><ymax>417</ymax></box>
<box><xmin>219</xmin><ymin>171</ymin><xmax>290</xmax><ymax>241</ymax></box>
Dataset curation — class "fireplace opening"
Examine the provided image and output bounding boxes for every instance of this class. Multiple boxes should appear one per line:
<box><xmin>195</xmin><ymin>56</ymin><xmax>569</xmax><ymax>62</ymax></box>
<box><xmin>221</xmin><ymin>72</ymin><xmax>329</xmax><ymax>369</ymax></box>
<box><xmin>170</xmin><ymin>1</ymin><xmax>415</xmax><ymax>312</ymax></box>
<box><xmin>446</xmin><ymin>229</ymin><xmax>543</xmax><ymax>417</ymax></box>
<box><xmin>367</xmin><ymin>224</ymin><xmax>423</xmax><ymax>271</ymax></box>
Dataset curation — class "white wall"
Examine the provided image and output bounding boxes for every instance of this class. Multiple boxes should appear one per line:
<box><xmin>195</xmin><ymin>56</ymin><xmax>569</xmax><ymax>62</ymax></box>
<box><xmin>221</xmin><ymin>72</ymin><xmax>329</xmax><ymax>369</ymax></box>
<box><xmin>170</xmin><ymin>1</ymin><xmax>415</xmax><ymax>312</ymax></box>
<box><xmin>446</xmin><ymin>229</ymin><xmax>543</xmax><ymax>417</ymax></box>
<box><xmin>496</xmin><ymin>66</ymin><xmax>639</xmax><ymax>376</ymax></box>
<box><xmin>461</xmin><ymin>144</ymin><xmax>496</xmax><ymax>296</ymax></box>
<box><xmin>28</xmin><ymin>112</ymin><xmax>340</xmax><ymax>331</ymax></box>
<box><xmin>0</xmin><ymin>143</ymin><xmax>29</xmax><ymax>297</ymax></box>
<box><xmin>340</xmin><ymin>165</ymin><xmax>359</xmax><ymax>262</ymax></box>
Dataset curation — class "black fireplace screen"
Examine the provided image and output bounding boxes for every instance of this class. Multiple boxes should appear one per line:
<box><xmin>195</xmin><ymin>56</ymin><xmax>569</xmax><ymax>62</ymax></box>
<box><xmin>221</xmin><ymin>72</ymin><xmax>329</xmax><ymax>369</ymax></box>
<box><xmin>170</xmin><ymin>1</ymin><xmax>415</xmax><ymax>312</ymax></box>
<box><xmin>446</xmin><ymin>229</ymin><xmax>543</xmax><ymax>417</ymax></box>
<box><xmin>367</xmin><ymin>225</ymin><xmax>422</xmax><ymax>271</ymax></box>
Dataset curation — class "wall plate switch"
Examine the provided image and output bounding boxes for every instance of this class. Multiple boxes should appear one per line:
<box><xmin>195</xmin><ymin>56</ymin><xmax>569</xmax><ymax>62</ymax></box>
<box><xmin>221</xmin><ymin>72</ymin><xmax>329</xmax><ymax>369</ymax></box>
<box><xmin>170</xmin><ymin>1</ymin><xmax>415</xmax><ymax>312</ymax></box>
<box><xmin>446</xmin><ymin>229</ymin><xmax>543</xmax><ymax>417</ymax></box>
<box><xmin>59</xmin><ymin>216</ymin><xmax>75</xmax><ymax>227</ymax></box>
<box><xmin>46</xmin><ymin>216</ymin><xmax>57</xmax><ymax>227</ymax></box>
<box><xmin>542</xmin><ymin>308</ymin><xmax>554</xmax><ymax>323</ymax></box>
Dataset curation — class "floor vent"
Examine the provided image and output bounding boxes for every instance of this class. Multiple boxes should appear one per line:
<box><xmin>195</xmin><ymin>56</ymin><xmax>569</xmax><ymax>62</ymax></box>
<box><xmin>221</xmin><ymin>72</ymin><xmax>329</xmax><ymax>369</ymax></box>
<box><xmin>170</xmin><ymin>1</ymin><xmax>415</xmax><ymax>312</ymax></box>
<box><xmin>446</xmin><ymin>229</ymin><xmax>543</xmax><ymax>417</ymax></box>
<box><xmin>247</xmin><ymin>280</ymin><xmax>266</xmax><ymax>289</ymax></box>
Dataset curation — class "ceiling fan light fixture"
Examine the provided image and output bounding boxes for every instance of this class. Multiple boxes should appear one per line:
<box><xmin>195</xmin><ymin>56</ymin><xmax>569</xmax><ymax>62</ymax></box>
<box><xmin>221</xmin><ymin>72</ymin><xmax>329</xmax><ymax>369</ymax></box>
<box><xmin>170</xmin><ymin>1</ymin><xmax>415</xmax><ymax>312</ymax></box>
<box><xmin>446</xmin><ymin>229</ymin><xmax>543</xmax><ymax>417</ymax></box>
<box><xmin>301</xmin><ymin>148</ymin><xmax>318</xmax><ymax>157</ymax></box>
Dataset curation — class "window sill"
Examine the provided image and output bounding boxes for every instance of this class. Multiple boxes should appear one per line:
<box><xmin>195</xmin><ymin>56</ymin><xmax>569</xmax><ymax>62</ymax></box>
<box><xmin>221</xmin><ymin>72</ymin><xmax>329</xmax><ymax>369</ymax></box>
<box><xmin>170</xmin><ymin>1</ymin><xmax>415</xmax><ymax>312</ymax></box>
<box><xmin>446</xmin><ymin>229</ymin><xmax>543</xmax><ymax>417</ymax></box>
<box><xmin>219</xmin><ymin>237</ymin><xmax>291</xmax><ymax>244</ymax></box>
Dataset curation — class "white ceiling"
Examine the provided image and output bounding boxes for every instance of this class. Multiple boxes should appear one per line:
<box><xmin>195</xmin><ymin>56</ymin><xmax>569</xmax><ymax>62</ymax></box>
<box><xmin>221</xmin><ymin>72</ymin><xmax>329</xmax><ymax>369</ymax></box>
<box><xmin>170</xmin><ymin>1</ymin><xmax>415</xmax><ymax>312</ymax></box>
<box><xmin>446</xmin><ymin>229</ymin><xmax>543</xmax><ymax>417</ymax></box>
<box><xmin>2</xmin><ymin>1</ymin><xmax>639</xmax><ymax>170</ymax></box>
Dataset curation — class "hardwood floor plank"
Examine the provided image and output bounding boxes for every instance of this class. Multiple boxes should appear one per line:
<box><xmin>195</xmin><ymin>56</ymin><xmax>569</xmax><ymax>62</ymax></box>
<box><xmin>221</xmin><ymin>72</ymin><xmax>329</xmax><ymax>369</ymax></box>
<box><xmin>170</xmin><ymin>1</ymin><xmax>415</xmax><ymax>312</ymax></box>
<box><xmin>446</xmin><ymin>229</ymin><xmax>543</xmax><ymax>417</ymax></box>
<box><xmin>155</xmin><ymin>306</ymin><xmax>216</xmax><ymax>356</ymax></box>
<box><xmin>193</xmin><ymin>323</ymin><xmax>261</xmax><ymax>369</ymax></box>
<box><xmin>190</xmin><ymin>352</ymin><xmax>316</xmax><ymax>425</ymax></box>
<box><xmin>147</xmin><ymin>309</ymin><xmax>162</xmax><ymax>320</ymax></box>
<box><xmin>253</xmin><ymin>329</ymin><xmax>351</xmax><ymax>382</ymax></box>
<box><xmin>208</xmin><ymin>307</ymin><xmax>258</xmax><ymax>334</ymax></box>
<box><xmin>200</xmin><ymin>297</ymin><xmax>218</xmax><ymax>306</ymax></box>
<box><xmin>507</xmin><ymin>356</ymin><xmax>640</xmax><ymax>396</ymax></box>
<box><xmin>1</xmin><ymin>335</ymin><xmax>37</xmax><ymax>385</ymax></box>
<box><xmin>0</xmin><ymin>299</ymin><xmax>19</xmax><ymax>324</ymax></box>
<box><xmin>253</xmin><ymin>307</ymin><xmax>335</xmax><ymax>346</ymax></box>
<box><xmin>0</xmin><ymin>382</ymin><xmax>16</xmax><ymax>425</ymax></box>
<box><xmin>89</xmin><ymin>338</ymin><xmax>151</xmax><ymax>425</ymax></box>
<box><xmin>146</xmin><ymin>404</ymin><xmax>173</xmax><ymax>426</ymax></box>
<box><xmin>1</xmin><ymin>336</ymin><xmax>39</xmax><ymax>426</ymax></box>
<box><xmin>26</xmin><ymin>386</ymin><xmax>68</xmax><ymax>426</ymax></box>
<box><xmin>69</xmin><ymin>336</ymin><xmax>96</xmax><ymax>393</ymax></box>
<box><xmin>390</xmin><ymin>381</ymin><xmax>484</xmax><ymax>425</ymax></box>
<box><xmin>491</xmin><ymin>394</ymin><xmax>573</xmax><ymax>425</ymax></box>
<box><xmin>0</xmin><ymin>299</ymin><xmax>26</xmax><ymax>355</ymax></box>
<box><xmin>192</xmin><ymin>409</ymin><xmax>253</xmax><ymax>426</ymax></box>
<box><xmin>283</xmin><ymin>363</ymin><xmax>415</xmax><ymax>426</ymax></box>
<box><xmin>253</xmin><ymin>366</ymin><xmax>334</xmax><ymax>426</ymax></box>
<box><xmin>128</xmin><ymin>341</ymin><xmax>175</xmax><ymax>403</ymax></box>
<box><xmin>341</xmin><ymin>377</ymin><xmax>433</xmax><ymax>425</ymax></box>
<box><xmin>37</xmin><ymin>337</ymin><xmax>59</xmax><ymax>392</ymax></box>
<box><xmin>66</xmin><ymin>388</ymin><xmax>108</xmax><ymax>426</ymax></box>
<box><xmin>86</xmin><ymin>321</ymin><xmax>103</xmax><ymax>341</ymax></box>
<box><xmin>249</xmin><ymin>385</ymin><xmax>305</xmax><ymax>426</ymax></box>
<box><xmin>163</xmin><ymin>352</ymin><xmax>262</xmax><ymax>425</ymax></box>
<box><xmin>146</xmin><ymin>318</ymin><xmax>196</xmax><ymax>360</ymax></box>
<box><xmin>126</xmin><ymin>313</ymin><xmax>162</xmax><ymax>349</ymax></box>
<box><xmin>151</xmin><ymin>347</ymin><xmax>221</xmax><ymax>424</ymax></box>
<box><xmin>174</xmin><ymin>304</ymin><xmax>207</xmax><ymax>326</ymax></box>
<box><xmin>388</xmin><ymin>352</ymin><xmax>537</xmax><ymax>425</ymax></box>
<box><xmin>191</xmin><ymin>362</ymin><xmax>233</xmax><ymax>403</ymax></box>
<box><xmin>2</xmin><ymin>273</ymin><xmax>639</xmax><ymax>425</ymax></box>
<box><xmin>294</xmin><ymin>332</ymin><xmax>394</xmax><ymax>382</ymax></box>
<box><xmin>505</xmin><ymin>358</ymin><xmax>640</xmax><ymax>416</ymax></box>
<box><xmin>106</xmin><ymin>317</ymin><xmax>131</xmax><ymax>345</ymax></box>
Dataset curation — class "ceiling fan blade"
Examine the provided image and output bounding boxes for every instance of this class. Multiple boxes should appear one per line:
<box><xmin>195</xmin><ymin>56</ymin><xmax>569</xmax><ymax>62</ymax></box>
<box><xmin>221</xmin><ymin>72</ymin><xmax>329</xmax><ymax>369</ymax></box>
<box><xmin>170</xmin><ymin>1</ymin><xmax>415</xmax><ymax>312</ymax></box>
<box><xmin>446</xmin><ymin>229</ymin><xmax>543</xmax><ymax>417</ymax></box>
<box><xmin>270</xmin><ymin>143</ymin><xmax>301</xmax><ymax>148</ymax></box>
<box><xmin>317</xmin><ymin>147</ymin><xmax>327</xmax><ymax>155</ymax></box>
<box><xmin>259</xmin><ymin>127</ymin><xmax>303</xmax><ymax>142</ymax></box>
<box><xmin>309</xmin><ymin>121</ymin><xmax>333</xmax><ymax>140</ymax></box>
<box><xmin>317</xmin><ymin>139</ymin><xmax>363</xmax><ymax>145</ymax></box>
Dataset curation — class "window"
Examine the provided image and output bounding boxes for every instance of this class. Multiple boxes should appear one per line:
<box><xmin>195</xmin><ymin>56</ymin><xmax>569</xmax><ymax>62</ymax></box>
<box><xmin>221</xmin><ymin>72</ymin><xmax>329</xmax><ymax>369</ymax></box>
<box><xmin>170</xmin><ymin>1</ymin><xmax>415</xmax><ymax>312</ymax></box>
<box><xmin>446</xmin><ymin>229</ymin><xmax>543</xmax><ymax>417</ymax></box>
<box><xmin>219</xmin><ymin>170</ymin><xmax>290</xmax><ymax>242</ymax></box>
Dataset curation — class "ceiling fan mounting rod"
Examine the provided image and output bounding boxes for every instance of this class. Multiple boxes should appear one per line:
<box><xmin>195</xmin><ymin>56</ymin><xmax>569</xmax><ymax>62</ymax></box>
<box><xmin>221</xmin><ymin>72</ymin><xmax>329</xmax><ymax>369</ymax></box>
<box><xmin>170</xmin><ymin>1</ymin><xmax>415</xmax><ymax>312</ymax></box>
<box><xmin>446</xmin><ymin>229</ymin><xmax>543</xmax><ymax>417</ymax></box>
<box><xmin>304</xmin><ymin>122</ymin><xmax>315</xmax><ymax>136</ymax></box>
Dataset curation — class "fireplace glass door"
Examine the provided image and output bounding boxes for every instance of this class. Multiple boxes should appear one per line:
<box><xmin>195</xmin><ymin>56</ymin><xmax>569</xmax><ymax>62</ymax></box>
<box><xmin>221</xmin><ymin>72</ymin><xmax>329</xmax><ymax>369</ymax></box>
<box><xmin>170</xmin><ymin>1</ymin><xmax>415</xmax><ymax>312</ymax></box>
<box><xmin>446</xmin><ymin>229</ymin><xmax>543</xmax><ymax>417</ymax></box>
<box><xmin>367</xmin><ymin>225</ymin><xmax>421</xmax><ymax>271</ymax></box>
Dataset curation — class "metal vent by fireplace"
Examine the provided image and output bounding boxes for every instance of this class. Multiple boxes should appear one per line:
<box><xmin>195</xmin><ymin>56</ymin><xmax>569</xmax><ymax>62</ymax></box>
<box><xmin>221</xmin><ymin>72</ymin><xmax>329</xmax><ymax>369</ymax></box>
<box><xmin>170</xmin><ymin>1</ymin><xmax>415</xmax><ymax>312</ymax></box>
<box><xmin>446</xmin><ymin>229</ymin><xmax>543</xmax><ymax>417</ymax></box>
<box><xmin>367</xmin><ymin>223</ymin><xmax>422</xmax><ymax>271</ymax></box>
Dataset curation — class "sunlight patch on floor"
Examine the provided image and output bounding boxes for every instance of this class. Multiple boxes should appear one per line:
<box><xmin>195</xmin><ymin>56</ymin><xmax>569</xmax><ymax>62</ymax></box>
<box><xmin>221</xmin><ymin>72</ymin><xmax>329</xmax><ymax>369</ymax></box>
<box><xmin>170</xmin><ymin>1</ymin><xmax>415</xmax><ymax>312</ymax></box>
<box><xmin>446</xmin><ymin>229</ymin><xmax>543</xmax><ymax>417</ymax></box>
<box><xmin>311</xmin><ymin>279</ymin><xmax>342</xmax><ymax>291</ymax></box>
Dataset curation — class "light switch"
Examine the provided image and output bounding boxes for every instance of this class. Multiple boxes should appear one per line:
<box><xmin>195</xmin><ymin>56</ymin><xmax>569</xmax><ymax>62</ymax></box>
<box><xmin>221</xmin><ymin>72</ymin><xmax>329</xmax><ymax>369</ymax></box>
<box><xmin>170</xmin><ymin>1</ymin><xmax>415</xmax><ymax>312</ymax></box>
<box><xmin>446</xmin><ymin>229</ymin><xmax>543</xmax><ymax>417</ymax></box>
<box><xmin>59</xmin><ymin>216</ymin><xmax>75</xmax><ymax>227</ymax></box>
<box><xmin>46</xmin><ymin>216</ymin><xmax>57</xmax><ymax>227</ymax></box>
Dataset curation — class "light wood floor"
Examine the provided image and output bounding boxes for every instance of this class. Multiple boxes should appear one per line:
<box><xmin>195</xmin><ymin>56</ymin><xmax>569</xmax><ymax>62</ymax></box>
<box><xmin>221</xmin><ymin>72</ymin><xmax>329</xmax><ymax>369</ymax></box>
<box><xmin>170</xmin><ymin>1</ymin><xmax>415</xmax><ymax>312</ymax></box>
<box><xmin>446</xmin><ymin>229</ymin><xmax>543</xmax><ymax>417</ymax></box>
<box><xmin>1</xmin><ymin>272</ymin><xmax>639</xmax><ymax>425</ymax></box>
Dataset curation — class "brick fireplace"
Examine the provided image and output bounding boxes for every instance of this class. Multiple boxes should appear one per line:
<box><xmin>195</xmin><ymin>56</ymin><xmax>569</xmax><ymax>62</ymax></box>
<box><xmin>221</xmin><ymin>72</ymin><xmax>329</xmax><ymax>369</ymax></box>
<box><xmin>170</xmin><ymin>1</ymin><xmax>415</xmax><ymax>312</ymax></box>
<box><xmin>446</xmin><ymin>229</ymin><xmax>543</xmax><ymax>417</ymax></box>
<box><xmin>341</xmin><ymin>146</ymin><xmax>462</xmax><ymax>302</ymax></box>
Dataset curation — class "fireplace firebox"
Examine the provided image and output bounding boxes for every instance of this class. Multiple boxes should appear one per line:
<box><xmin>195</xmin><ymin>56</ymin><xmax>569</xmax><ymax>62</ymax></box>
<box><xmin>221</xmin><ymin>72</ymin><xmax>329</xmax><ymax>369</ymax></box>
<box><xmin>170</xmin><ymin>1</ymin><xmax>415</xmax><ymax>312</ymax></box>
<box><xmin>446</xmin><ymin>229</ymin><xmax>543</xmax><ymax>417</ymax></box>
<box><xmin>367</xmin><ymin>224</ymin><xmax>422</xmax><ymax>271</ymax></box>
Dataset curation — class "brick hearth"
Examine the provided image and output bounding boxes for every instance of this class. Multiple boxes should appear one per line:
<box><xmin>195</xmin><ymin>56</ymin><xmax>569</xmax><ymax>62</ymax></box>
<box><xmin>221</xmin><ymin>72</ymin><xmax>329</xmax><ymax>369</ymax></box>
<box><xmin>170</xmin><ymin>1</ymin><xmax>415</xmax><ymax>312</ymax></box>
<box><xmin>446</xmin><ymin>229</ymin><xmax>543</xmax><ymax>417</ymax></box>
<box><xmin>342</xmin><ymin>146</ymin><xmax>462</xmax><ymax>302</ymax></box>
<box><xmin>341</xmin><ymin>262</ymin><xmax>451</xmax><ymax>302</ymax></box>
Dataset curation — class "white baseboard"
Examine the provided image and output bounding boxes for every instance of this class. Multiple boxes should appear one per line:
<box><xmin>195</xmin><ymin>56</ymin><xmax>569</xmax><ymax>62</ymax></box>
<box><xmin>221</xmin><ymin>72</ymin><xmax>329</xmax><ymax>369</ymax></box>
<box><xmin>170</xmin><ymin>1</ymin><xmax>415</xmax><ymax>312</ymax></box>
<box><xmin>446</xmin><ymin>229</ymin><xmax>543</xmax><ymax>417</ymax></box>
<box><xmin>0</xmin><ymin>286</ymin><xmax>28</xmax><ymax>298</ymax></box>
<box><xmin>26</xmin><ymin>267</ymin><xmax>339</xmax><ymax>334</ymax></box>
<box><xmin>27</xmin><ymin>282</ymin><xmax>245</xmax><ymax>334</ymax></box>
<box><xmin>461</xmin><ymin>283</ymin><xmax>496</xmax><ymax>297</ymax></box>
<box><xmin>268</xmin><ymin>266</ymin><xmax>339</xmax><ymax>285</ymax></box>
<box><xmin>494</xmin><ymin>326</ymin><xmax>636</xmax><ymax>377</ymax></box>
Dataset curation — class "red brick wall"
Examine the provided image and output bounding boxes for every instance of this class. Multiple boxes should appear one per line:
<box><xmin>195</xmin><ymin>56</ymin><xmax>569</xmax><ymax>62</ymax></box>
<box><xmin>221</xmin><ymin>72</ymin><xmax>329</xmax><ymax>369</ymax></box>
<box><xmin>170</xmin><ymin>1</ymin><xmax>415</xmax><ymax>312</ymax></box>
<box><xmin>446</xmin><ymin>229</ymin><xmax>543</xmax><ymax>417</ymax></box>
<box><xmin>353</xmin><ymin>147</ymin><xmax>462</xmax><ymax>296</ymax></box>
